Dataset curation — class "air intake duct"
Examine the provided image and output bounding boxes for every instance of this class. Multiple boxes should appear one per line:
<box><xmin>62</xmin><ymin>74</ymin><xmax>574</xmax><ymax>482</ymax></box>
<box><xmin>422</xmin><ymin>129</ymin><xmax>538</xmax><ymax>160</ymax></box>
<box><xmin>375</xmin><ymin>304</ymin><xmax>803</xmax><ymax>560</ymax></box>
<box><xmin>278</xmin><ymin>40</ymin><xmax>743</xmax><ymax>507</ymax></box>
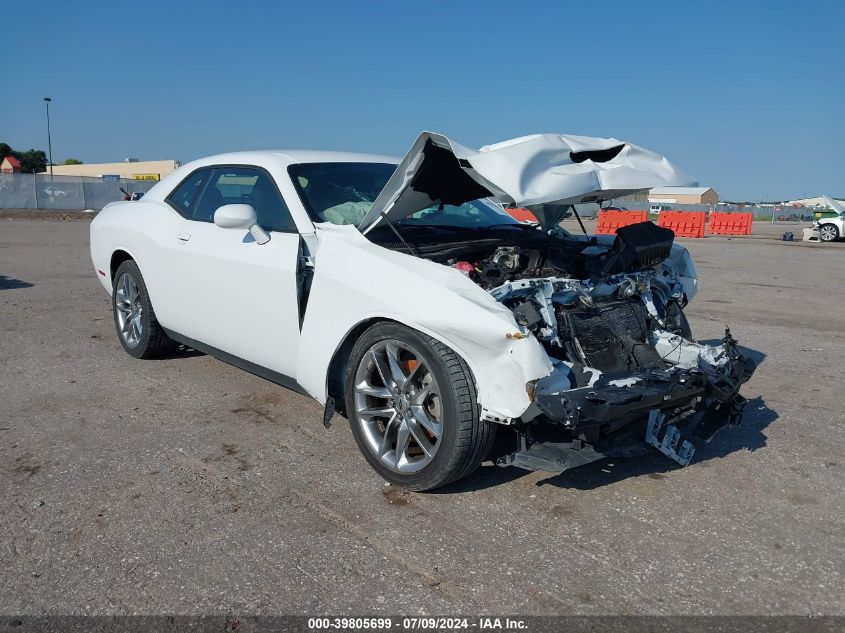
<box><xmin>587</xmin><ymin>221</ymin><xmax>675</xmax><ymax>276</ymax></box>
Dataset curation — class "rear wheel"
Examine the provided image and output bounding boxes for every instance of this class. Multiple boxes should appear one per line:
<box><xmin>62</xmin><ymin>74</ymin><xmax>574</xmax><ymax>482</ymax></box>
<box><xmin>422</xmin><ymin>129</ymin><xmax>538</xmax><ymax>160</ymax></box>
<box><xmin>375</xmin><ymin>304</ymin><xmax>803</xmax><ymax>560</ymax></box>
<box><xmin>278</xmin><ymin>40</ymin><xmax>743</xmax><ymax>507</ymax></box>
<box><xmin>112</xmin><ymin>260</ymin><xmax>177</xmax><ymax>358</ymax></box>
<box><xmin>345</xmin><ymin>322</ymin><xmax>495</xmax><ymax>491</ymax></box>
<box><xmin>819</xmin><ymin>224</ymin><xmax>839</xmax><ymax>242</ymax></box>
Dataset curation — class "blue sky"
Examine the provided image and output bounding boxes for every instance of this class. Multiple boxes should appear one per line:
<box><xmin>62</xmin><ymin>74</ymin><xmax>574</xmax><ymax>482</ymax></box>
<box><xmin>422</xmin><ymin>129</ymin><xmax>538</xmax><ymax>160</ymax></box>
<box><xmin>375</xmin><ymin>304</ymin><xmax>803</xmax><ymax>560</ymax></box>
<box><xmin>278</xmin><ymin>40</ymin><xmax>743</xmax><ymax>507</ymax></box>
<box><xmin>1</xmin><ymin>0</ymin><xmax>842</xmax><ymax>200</ymax></box>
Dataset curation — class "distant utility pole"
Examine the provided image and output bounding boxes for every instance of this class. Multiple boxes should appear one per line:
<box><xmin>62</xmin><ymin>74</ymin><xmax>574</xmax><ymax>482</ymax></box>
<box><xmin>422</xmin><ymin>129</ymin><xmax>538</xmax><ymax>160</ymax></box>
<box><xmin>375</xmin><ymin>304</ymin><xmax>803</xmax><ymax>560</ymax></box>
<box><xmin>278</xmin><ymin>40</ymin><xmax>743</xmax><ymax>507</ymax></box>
<box><xmin>43</xmin><ymin>97</ymin><xmax>53</xmax><ymax>181</ymax></box>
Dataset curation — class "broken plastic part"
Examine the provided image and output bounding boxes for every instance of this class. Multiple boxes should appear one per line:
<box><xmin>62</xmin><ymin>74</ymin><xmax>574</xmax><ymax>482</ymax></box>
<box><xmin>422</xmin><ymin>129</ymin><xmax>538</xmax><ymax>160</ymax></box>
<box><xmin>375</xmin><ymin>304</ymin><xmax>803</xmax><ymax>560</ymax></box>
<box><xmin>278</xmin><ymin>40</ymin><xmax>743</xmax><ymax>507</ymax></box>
<box><xmin>297</xmin><ymin>223</ymin><xmax>553</xmax><ymax>421</ymax></box>
<box><xmin>645</xmin><ymin>410</ymin><xmax>695</xmax><ymax>466</ymax></box>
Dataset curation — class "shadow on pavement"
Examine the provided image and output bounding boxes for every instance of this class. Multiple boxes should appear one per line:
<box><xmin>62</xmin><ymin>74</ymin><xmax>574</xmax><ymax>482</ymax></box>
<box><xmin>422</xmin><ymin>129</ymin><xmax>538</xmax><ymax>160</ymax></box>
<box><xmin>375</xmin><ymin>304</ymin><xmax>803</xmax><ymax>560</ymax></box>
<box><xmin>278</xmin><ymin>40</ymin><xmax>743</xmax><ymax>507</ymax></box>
<box><xmin>151</xmin><ymin>344</ymin><xmax>206</xmax><ymax>360</ymax></box>
<box><xmin>0</xmin><ymin>274</ymin><xmax>33</xmax><ymax>290</ymax></box>
<box><xmin>536</xmin><ymin>396</ymin><xmax>777</xmax><ymax>490</ymax></box>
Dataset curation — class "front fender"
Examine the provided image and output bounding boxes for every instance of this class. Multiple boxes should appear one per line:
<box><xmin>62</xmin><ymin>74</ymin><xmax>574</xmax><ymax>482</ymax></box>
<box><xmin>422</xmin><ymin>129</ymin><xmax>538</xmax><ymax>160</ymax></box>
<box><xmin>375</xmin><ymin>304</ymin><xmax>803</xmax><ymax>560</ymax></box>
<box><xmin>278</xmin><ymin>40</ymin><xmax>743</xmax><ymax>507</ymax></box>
<box><xmin>295</xmin><ymin>224</ymin><xmax>553</xmax><ymax>420</ymax></box>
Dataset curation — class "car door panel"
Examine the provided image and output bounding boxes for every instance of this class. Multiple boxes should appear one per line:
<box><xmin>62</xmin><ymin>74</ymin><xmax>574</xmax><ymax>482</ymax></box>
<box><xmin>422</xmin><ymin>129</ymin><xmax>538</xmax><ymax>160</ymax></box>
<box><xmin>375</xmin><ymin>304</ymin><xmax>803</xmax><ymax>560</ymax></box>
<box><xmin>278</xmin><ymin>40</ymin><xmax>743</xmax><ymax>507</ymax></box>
<box><xmin>174</xmin><ymin>223</ymin><xmax>301</xmax><ymax>378</ymax></box>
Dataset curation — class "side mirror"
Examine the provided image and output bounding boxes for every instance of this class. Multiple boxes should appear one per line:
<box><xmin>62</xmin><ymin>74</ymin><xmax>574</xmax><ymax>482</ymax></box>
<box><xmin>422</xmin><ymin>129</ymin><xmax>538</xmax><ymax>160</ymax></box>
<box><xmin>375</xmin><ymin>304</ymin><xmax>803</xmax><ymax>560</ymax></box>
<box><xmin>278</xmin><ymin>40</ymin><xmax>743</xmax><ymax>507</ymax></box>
<box><xmin>213</xmin><ymin>204</ymin><xmax>270</xmax><ymax>244</ymax></box>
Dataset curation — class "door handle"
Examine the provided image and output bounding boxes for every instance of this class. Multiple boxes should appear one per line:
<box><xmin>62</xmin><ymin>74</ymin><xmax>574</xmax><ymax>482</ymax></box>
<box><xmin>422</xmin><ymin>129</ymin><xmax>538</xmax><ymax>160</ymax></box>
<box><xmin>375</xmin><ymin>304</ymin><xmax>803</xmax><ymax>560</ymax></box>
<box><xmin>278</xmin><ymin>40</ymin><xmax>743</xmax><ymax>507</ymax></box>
<box><xmin>177</xmin><ymin>231</ymin><xmax>191</xmax><ymax>242</ymax></box>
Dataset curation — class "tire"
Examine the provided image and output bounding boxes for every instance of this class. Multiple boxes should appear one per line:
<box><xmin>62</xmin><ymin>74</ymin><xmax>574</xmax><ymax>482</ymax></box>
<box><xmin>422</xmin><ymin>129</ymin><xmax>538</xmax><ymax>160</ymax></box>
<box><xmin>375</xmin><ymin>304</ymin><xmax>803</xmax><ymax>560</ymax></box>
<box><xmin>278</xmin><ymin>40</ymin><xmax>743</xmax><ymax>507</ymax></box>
<box><xmin>819</xmin><ymin>224</ymin><xmax>839</xmax><ymax>242</ymax></box>
<box><xmin>654</xmin><ymin>290</ymin><xmax>694</xmax><ymax>340</ymax></box>
<box><xmin>112</xmin><ymin>260</ymin><xmax>177</xmax><ymax>359</ymax></box>
<box><xmin>345</xmin><ymin>322</ymin><xmax>496</xmax><ymax>491</ymax></box>
<box><xmin>668</xmin><ymin>301</ymin><xmax>694</xmax><ymax>340</ymax></box>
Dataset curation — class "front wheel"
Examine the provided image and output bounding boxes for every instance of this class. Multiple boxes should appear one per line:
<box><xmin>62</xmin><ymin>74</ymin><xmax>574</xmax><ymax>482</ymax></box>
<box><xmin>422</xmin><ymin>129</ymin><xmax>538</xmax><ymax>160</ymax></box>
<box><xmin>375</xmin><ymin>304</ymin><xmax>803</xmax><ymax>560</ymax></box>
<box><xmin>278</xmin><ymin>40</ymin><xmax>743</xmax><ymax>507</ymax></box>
<box><xmin>667</xmin><ymin>301</ymin><xmax>693</xmax><ymax>340</ymax></box>
<box><xmin>819</xmin><ymin>224</ymin><xmax>839</xmax><ymax>242</ymax></box>
<box><xmin>345</xmin><ymin>322</ymin><xmax>495</xmax><ymax>491</ymax></box>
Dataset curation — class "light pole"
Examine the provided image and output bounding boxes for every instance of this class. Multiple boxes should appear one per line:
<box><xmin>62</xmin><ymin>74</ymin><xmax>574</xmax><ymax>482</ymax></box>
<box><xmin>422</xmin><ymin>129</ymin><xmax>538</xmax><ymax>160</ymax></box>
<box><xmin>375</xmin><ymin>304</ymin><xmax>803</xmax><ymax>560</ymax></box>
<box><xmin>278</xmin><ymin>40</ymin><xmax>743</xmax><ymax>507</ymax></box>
<box><xmin>43</xmin><ymin>97</ymin><xmax>53</xmax><ymax>181</ymax></box>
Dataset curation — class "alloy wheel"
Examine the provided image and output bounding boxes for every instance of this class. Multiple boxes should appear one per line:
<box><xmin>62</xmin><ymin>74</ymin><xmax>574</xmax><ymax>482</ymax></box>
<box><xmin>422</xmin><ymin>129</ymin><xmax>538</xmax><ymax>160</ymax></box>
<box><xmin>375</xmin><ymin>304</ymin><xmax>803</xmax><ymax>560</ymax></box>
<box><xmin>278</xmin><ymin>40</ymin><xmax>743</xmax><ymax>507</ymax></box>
<box><xmin>353</xmin><ymin>339</ymin><xmax>443</xmax><ymax>474</ymax></box>
<box><xmin>114</xmin><ymin>272</ymin><xmax>144</xmax><ymax>348</ymax></box>
<box><xmin>820</xmin><ymin>225</ymin><xmax>838</xmax><ymax>242</ymax></box>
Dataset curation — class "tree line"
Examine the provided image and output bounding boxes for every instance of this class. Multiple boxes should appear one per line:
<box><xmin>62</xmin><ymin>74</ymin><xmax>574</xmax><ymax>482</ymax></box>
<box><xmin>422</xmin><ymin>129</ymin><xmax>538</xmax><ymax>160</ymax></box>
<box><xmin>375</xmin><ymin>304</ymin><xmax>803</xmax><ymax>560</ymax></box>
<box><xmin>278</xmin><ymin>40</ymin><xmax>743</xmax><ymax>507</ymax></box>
<box><xmin>0</xmin><ymin>143</ymin><xmax>83</xmax><ymax>172</ymax></box>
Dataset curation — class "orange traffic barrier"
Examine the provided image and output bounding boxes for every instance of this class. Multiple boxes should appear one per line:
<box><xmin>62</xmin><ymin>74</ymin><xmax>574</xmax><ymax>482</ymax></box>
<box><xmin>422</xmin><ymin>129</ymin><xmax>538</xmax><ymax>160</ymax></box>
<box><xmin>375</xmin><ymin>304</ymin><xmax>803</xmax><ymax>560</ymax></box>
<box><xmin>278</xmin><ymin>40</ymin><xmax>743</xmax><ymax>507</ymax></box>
<box><xmin>708</xmin><ymin>211</ymin><xmax>752</xmax><ymax>235</ymax></box>
<box><xmin>595</xmin><ymin>210</ymin><xmax>648</xmax><ymax>235</ymax></box>
<box><xmin>657</xmin><ymin>210</ymin><xmax>705</xmax><ymax>238</ymax></box>
<box><xmin>505</xmin><ymin>207</ymin><xmax>538</xmax><ymax>223</ymax></box>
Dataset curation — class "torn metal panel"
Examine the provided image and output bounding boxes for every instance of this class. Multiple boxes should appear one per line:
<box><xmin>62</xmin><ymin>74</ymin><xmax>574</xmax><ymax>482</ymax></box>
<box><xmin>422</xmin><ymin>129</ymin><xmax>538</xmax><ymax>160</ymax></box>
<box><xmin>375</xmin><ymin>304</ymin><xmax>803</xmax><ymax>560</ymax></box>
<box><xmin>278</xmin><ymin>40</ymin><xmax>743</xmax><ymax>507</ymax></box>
<box><xmin>358</xmin><ymin>132</ymin><xmax>696</xmax><ymax>233</ymax></box>
<box><xmin>295</xmin><ymin>223</ymin><xmax>553</xmax><ymax>421</ymax></box>
<box><xmin>822</xmin><ymin>195</ymin><xmax>844</xmax><ymax>214</ymax></box>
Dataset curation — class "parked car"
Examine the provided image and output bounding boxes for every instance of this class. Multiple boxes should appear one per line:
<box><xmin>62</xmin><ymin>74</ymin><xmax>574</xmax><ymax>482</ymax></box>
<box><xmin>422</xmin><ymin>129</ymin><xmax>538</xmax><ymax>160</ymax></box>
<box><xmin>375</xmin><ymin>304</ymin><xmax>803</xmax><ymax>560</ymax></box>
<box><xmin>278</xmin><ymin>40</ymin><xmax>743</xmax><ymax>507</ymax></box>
<box><xmin>650</xmin><ymin>204</ymin><xmax>671</xmax><ymax>214</ymax></box>
<box><xmin>120</xmin><ymin>188</ymin><xmax>145</xmax><ymax>201</ymax></box>
<box><xmin>90</xmin><ymin>131</ymin><xmax>755</xmax><ymax>490</ymax></box>
<box><xmin>815</xmin><ymin>196</ymin><xmax>845</xmax><ymax>242</ymax></box>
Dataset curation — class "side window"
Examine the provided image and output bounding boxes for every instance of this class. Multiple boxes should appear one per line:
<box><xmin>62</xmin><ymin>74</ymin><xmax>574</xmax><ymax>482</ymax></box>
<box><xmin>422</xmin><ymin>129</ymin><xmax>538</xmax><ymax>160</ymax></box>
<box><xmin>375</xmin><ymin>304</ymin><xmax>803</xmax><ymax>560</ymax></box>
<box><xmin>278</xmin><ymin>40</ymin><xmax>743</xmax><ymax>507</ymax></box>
<box><xmin>167</xmin><ymin>168</ymin><xmax>213</xmax><ymax>217</ymax></box>
<box><xmin>192</xmin><ymin>166</ymin><xmax>296</xmax><ymax>232</ymax></box>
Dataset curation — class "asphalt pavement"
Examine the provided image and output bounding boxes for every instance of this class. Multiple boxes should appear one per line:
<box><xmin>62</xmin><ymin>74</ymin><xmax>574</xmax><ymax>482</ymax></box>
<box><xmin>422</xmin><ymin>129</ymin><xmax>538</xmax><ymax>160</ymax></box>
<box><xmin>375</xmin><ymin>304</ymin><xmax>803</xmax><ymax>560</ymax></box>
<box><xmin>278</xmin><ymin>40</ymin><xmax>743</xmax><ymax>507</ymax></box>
<box><xmin>1</xmin><ymin>215</ymin><xmax>842</xmax><ymax>616</ymax></box>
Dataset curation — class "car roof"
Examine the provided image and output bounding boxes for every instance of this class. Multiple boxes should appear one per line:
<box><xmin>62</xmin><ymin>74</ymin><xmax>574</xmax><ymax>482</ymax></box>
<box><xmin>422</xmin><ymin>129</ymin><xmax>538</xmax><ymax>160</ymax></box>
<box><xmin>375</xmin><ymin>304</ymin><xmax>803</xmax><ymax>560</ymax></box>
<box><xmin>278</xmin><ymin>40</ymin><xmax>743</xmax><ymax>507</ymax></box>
<box><xmin>185</xmin><ymin>150</ymin><xmax>401</xmax><ymax>168</ymax></box>
<box><xmin>140</xmin><ymin>150</ymin><xmax>403</xmax><ymax>205</ymax></box>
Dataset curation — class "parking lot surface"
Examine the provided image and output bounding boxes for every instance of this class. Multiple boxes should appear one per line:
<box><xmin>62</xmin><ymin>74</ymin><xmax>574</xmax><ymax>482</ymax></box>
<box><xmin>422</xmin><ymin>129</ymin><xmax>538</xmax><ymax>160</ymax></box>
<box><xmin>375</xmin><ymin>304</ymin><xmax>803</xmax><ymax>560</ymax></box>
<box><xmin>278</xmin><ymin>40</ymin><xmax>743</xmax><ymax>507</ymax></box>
<box><xmin>2</xmin><ymin>215</ymin><xmax>843</xmax><ymax>615</ymax></box>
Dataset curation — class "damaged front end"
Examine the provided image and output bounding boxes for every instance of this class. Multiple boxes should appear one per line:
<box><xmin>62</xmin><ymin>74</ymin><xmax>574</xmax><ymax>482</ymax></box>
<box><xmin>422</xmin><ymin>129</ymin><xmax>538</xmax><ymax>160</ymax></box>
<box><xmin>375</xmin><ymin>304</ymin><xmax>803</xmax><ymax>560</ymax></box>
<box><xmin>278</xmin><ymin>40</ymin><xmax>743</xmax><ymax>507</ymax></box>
<box><xmin>484</xmin><ymin>223</ymin><xmax>756</xmax><ymax>473</ymax></box>
<box><xmin>509</xmin><ymin>327</ymin><xmax>754</xmax><ymax>472</ymax></box>
<box><xmin>351</xmin><ymin>130</ymin><xmax>755</xmax><ymax>473</ymax></box>
<box><xmin>364</xmin><ymin>216</ymin><xmax>757</xmax><ymax>474</ymax></box>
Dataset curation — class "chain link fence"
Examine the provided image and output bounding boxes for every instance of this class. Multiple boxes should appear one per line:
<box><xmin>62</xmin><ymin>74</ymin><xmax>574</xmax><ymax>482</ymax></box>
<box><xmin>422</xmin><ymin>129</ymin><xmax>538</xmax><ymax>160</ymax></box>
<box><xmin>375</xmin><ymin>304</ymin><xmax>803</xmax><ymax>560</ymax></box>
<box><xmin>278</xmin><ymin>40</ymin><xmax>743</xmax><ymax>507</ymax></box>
<box><xmin>0</xmin><ymin>172</ymin><xmax>830</xmax><ymax>226</ymax></box>
<box><xmin>0</xmin><ymin>173</ymin><xmax>159</xmax><ymax>211</ymax></box>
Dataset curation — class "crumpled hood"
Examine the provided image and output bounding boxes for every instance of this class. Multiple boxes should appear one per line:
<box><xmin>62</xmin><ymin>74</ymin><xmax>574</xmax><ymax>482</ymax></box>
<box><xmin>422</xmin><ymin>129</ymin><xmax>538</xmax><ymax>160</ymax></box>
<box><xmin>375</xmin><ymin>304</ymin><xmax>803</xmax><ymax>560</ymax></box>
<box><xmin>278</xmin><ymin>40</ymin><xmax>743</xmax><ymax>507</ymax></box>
<box><xmin>822</xmin><ymin>195</ymin><xmax>844</xmax><ymax>214</ymax></box>
<box><xmin>358</xmin><ymin>131</ymin><xmax>696</xmax><ymax>233</ymax></box>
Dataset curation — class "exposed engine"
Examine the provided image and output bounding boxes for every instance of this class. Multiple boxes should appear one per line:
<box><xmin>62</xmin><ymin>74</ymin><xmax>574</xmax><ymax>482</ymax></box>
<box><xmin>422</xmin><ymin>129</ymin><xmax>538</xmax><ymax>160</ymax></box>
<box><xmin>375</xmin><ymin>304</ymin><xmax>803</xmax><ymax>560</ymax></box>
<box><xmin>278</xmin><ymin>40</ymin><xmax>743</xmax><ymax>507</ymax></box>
<box><xmin>444</xmin><ymin>223</ymin><xmax>753</xmax><ymax>465</ymax></box>
<box><xmin>450</xmin><ymin>245</ymin><xmax>564</xmax><ymax>290</ymax></box>
<box><xmin>446</xmin><ymin>222</ymin><xmax>691</xmax><ymax>374</ymax></box>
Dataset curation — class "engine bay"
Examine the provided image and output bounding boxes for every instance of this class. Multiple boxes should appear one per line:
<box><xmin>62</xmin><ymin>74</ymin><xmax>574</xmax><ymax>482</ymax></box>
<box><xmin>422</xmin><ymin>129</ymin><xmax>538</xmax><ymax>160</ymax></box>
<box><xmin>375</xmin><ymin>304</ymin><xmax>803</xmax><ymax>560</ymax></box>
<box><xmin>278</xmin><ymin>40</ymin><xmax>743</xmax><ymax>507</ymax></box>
<box><xmin>368</xmin><ymin>221</ymin><xmax>694</xmax><ymax>376</ymax></box>
<box><xmin>424</xmin><ymin>223</ymin><xmax>692</xmax><ymax>376</ymax></box>
<box><xmin>442</xmin><ymin>221</ymin><xmax>678</xmax><ymax>292</ymax></box>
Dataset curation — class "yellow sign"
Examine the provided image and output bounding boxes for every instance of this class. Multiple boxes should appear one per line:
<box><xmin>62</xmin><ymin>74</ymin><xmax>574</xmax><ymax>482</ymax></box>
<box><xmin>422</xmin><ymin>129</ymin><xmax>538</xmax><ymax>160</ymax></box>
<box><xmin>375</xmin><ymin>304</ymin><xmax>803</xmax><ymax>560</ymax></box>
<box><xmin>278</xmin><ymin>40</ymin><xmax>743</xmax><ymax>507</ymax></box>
<box><xmin>132</xmin><ymin>173</ymin><xmax>160</xmax><ymax>181</ymax></box>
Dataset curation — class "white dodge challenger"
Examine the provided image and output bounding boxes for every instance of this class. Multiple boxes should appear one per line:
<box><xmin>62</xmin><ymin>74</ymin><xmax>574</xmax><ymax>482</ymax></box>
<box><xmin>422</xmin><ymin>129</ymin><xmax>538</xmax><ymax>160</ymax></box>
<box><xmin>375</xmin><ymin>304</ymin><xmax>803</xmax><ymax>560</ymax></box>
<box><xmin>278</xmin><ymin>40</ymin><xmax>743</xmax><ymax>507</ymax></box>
<box><xmin>90</xmin><ymin>132</ymin><xmax>755</xmax><ymax>490</ymax></box>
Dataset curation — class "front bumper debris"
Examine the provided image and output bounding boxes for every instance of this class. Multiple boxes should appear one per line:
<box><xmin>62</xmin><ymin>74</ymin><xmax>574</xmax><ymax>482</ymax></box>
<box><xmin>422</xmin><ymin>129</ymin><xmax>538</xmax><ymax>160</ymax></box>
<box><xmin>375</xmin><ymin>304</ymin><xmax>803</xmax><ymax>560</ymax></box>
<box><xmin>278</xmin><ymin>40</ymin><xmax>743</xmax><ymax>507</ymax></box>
<box><xmin>533</xmin><ymin>367</ymin><xmax>708</xmax><ymax>428</ymax></box>
<box><xmin>646</xmin><ymin>410</ymin><xmax>694</xmax><ymax>466</ymax></box>
<box><xmin>497</xmin><ymin>328</ymin><xmax>756</xmax><ymax>473</ymax></box>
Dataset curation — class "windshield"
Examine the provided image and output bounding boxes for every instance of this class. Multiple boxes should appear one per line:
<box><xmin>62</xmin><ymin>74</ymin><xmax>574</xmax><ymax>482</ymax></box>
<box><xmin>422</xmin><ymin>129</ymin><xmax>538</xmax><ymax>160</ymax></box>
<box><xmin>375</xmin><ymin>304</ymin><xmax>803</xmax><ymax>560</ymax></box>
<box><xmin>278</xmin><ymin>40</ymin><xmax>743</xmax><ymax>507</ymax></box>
<box><xmin>288</xmin><ymin>162</ymin><xmax>518</xmax><ymax>229</ymax></box>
